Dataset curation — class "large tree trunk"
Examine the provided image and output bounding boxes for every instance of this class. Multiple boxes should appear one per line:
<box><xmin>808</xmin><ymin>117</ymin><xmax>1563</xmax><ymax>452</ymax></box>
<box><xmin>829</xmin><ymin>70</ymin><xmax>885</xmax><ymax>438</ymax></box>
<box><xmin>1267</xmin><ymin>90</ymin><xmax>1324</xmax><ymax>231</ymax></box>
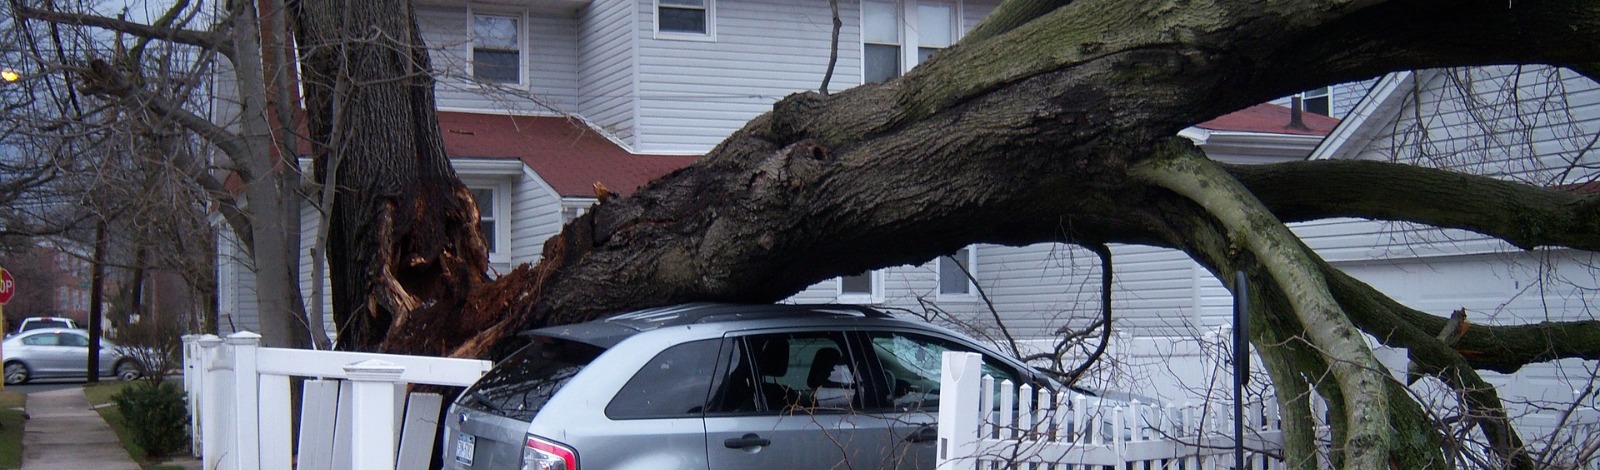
<box><xmin>292</xmin><ymin>0</ymin><xmax>489</xmax><ymax>352</ymax></box>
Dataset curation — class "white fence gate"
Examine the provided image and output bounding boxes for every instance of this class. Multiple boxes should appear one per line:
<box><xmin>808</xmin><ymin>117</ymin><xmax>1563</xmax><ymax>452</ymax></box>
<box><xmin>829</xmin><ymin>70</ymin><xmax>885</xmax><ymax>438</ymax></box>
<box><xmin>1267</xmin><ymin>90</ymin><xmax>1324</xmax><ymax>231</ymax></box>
<box><xmin>182</xmin><ymin>333</ymin><xmax>493</xmax><ymax>470</ymax></box>
<box><xmin>936</xmin><ymin>351</ymin><xmax>1287</xmax><ymax>470</ymax></box>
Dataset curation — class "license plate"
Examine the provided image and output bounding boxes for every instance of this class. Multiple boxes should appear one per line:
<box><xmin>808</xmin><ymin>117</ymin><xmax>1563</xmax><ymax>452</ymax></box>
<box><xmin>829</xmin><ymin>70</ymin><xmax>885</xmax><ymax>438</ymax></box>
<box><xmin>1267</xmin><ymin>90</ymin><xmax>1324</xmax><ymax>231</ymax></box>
<box><xmin>454</xmin><ymin>433</ymin><xmax>476</xmax><ymax>466</ymax></box>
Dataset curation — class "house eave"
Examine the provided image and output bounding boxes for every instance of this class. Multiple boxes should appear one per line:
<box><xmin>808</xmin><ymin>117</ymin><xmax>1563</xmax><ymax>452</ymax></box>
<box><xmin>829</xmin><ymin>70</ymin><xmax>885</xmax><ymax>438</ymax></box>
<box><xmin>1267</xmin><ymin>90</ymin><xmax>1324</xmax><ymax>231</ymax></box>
<box><xmin>1308</xmin><ymin>71</ymin><xmax>1416</xmax><ymax>160</ymax></box>
<box><xmin>1182</xmin><ymin>127</ymin><xmax>1326</xmax><ymax>161</ymax></box>
<box><xmin>451</xmin><ymin>158</ymin><xmax>527</xmax><ymax>177</ymax></box>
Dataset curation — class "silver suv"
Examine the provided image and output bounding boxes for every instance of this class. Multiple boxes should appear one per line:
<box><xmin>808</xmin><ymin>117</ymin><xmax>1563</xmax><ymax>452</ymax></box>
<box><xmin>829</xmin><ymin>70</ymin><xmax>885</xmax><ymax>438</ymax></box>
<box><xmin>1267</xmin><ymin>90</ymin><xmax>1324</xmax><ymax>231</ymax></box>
<box><xmin>443</xmin><ymin>303</ymin><xmax>1056</xmax><ymax>470</ymax></box>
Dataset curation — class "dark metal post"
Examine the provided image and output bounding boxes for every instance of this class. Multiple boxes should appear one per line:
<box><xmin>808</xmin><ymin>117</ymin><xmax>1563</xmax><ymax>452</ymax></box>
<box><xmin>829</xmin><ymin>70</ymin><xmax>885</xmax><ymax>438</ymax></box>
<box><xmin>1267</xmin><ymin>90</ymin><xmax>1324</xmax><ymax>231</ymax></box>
<box><xmin>87</xmin><ymin>219</ymin><xmax>107</xmax><ymax>383</ymax></box>
<box><xmin>1234</xmin><ymin>271</ymin><xmax>1249</xmax><ymax>469</ymax></box>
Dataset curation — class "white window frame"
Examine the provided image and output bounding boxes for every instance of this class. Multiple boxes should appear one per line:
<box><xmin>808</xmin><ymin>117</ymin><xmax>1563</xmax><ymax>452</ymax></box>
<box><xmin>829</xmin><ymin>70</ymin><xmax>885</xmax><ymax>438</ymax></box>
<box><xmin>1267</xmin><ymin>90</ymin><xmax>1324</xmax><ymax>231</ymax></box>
<box><xmin>467</xmin><ymin>182</ymin><xmax>512</xmax><ymax>265</ymax></box>
<box><xmin>861</xmin><ymin>0</ymin><xmax>962</xmax><ymax>83</ymax></box>
<box><xmin>836</xmin><ymin>270</ymin><xmax>884</xmax><ymax>304</ymax></box>
<box><xmin>654</xmin><ymin>0</ymin><xmax>716</xmax><ymax>41</ymax></box>
<box><xmin>937</xmin><ymin>245</ymin><xmax>977</xmax><ymax>300</ymax></box>
<box><xmin>468</xmin><ymin>10</ymin><xmax>526</xmax><ymax>85</ymax></box>
<box><xmin>1299</xmin><ymin>86</ymin><xmax>1332</xmax><ymax>116</ymax></box>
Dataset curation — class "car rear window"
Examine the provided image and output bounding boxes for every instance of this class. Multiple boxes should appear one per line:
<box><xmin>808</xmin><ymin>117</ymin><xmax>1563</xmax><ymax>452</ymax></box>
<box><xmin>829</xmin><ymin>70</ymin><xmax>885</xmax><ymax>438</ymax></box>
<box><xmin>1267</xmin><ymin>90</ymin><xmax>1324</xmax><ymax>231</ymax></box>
<box><xmin>21</xmin><ymin>320</ymin><xmax>69</xmax><ymax>331</ymax></box>
<box><xmin>459</xmin><ymin>336</ymin><xmax>605</xmax><ymax>421</ymax></box>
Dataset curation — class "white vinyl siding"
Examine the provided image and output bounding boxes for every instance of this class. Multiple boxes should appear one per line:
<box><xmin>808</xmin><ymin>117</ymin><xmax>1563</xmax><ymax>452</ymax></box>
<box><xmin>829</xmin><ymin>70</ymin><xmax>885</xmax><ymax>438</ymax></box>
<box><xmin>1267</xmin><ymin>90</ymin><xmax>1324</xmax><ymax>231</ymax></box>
<box><xmin>635</xmin><ymin>0</ymin><xmax>860</xmax><ymax>154</ymax></box>
<box><xmin>419</xmin><ymin>6</ymin><xmax>580</xmax><ymax>114</ymax></box>
<box><xmin>579</xmin><ymin>0</ymin><xmax>638</xmax><ymax>146</ymax></box>
<box><xmin>1298</xmin><ymin>67</ymin><xmax>1600</xmax><ymax>262</ymax></box>
<box><xmin>1330</xmin><ymin>78</ymin><xmax>1377</xmax><ymax>118</ymax></box>
<box><xmin>217</xmin><ymin>227</ymin><xmax>260</xmax><ymax>335</ymax></box>
<box><xmin>632</xmin><ymin>0</ymin><xmax>999</xmax><ymax>154</ymax></box>
<box><xmin>506</xmin><ymin>167</ymin><xmax>567</xmax><ymax>269</ymax></box>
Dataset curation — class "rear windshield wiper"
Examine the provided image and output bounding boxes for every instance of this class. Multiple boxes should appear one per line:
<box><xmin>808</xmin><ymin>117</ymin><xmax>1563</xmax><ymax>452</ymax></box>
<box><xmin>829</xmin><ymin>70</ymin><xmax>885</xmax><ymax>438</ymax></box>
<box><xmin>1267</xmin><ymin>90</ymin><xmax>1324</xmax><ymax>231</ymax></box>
<box><xmin>465</xmin><ymin>389</ymin><xmax>509</xmax><ymax>415</ymax></box>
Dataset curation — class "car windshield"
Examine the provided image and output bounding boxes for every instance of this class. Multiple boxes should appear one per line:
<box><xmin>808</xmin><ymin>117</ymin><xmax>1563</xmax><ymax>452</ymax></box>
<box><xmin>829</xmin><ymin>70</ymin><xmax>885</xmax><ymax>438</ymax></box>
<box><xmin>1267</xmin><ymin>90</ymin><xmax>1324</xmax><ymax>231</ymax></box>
<box><xmin>460</xmin><ymin>336</ymin><xmax>605</xmax><ymax>421</ymax></box>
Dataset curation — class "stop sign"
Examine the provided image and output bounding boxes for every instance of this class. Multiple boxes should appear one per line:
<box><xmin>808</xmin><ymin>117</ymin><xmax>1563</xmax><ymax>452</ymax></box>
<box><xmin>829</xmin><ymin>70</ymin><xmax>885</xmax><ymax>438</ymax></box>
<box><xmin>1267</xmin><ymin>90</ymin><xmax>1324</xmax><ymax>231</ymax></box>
<box><xmin>0</xmin><ymin>267</ymin><xmax>14</xmax><ymax>304</ymax></box>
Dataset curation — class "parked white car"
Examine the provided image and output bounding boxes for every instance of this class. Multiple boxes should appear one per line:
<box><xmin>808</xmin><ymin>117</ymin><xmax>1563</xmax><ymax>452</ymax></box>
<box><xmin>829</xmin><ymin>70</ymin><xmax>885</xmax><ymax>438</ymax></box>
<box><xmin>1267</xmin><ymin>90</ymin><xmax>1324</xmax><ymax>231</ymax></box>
<box><xmin>5</xmin><ymin>316</ymin><xmax>79</xmax><ymax>339</ymax></box>
<box><xmin>3</xmin><ymin>327</ymin><xmax>140</xmax><ymax>384</ymax></box>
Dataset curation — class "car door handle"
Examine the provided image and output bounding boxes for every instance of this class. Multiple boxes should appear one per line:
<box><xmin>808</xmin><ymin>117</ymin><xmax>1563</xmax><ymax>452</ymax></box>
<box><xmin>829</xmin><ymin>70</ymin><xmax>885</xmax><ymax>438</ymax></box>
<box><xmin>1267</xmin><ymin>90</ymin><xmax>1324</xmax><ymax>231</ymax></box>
<box><xmin>905</xmin><ymin>425</ymin><xmax>938</xmax><ymax>443</ymax></box>
<box><xmin>724</xmin><ymin>433</ymin><xmax>771</xmax><ymax>449</ymax></box>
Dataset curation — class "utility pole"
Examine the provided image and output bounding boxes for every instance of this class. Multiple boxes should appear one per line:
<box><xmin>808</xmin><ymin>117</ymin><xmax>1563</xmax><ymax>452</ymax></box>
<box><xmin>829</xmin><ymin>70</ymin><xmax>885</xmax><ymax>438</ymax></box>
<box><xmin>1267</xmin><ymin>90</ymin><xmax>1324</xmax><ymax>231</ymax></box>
<box><xmin>87</xmin><ymin>220</ymin><xmax>107</xmax><ymax>383</ymax></box>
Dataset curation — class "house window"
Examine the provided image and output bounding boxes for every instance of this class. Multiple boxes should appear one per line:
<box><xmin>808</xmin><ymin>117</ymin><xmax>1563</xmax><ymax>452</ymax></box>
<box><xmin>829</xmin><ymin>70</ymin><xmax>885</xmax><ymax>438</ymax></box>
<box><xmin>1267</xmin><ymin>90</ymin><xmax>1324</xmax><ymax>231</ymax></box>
<box><xmin>838</xmin><ymin>270</ymin><xmax>881</xmax><ymax>303</ymax></box>
<box><xmin>863</xmin><ymin>0</ymin><xmax>901</xmax><ymax>83</ymax></box>
<box><xmin>472</xmin><ymin>14</ymin><xmax>520</xmax><ymax>83</ymax></box>
<box><xmin>658</xmin><ymin>0</ymin><xmax>711</xmax><ymax>36</ymax></box>
<box><xmin>864</xmin><ymin>0</ymin><xmax>956</xmax><ymax>83</ymax></box>
<box><xmin>916</xmin><ymin>2</ymin><xmax>954</xmax><ymax>63</ymax></box>
<box><xmin>938</xmin><ymin>245</ymin><xmax>975</xmax><ymax>297</ymax></box>
<box><xmin>470</xmin><ymin>187</ymin><xmax>503</xmax><ymax>255</ymax></box>
<box><xmin>1301</xmin><ymin>86</ymin><xmax>1331</xmax><ymax>116</ymax></box>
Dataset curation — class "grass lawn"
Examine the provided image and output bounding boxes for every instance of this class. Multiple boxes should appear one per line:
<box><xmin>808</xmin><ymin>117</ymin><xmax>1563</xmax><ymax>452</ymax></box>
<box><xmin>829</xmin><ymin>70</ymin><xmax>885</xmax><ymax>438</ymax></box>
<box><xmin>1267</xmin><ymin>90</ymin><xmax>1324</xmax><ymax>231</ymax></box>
<box><xmin>0</xmin><ymin>389</ymin><xmax>23</xmax><ymax>469</ymax></box>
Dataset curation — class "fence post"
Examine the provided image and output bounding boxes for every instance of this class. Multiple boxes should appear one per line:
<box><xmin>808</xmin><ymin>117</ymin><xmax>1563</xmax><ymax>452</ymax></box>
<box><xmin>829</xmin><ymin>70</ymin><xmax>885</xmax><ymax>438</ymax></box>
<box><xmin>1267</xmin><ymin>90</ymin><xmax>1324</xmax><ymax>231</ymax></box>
<box><xmin>196</xmin><ymin>334</ymin><xmax>225</xmax><ymax>470</ymax></box>
<box><xmin>938</xmin><ymin>351</ymin><xmax>982</xmax><ymax>470</ymax></box>
<box><xmin>181</xmin><ymin>334</ymin><xmax>202</xmax><ymax>458</ymax></box>
<box><xmin>345</xmin><ymin>359</ymin><xmax>406</xmax><ymax>470</ymax></box>
<box><xmin>227</xmin><ymin>332</ymin><xmax>263</xmax><ymax>470</ymax></box>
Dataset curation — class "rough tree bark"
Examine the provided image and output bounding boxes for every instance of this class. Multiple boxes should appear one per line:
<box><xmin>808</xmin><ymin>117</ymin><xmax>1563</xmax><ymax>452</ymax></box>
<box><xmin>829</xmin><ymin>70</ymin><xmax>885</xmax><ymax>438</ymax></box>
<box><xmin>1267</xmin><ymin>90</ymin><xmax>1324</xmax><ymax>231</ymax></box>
<box><xmin>292</xmin><ymin>0</ymin><xmax>489</xmax><ymax>352</ymax></box>
<box><xmin>352</xmin><ymin>1</ymin><xmax>1600</xmax><ymax>468</ymax></box>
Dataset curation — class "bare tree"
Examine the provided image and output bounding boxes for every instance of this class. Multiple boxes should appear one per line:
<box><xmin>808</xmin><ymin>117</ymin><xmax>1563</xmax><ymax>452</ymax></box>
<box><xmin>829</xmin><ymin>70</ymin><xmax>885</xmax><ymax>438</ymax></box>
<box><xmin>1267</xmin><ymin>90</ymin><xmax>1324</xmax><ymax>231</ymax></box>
<box><xmin>5</xmin><ymin>0</ymin><xmax>316</xmax><ymax>348</ymax></box>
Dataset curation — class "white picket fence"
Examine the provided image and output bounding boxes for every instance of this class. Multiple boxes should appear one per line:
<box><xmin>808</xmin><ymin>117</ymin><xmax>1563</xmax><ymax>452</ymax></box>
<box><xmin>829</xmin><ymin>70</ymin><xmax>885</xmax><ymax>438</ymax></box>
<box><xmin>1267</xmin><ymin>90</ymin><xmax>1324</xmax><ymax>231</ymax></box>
<box><xmin>937</xmin><ymin>351</ymin><xmax>1288</xmax><ymax>469</ymax></box>
<box><xmin>181</xmin><ymin>333</ymin><xmax>493</xmax><ymax>470</ymax></box>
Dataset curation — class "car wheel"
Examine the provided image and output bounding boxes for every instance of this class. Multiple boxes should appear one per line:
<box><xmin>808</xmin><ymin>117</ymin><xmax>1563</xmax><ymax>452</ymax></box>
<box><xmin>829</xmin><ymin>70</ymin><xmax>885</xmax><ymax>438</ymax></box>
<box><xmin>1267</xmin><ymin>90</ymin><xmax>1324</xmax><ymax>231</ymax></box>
<box><xmin>114</xmin><ymin>360</ymin><xmax>142</xmax><ymax>381</ymax></box>
<box><xmin>4</xmin><ymin>361</ymin><xmax>29</xmax><ymax>385</ymax></box>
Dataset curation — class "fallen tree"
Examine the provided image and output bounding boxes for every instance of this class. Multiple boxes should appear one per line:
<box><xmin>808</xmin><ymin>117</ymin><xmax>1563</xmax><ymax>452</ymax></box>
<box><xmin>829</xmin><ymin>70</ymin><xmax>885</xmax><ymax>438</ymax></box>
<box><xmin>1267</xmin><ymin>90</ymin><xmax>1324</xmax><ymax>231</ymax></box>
<box><xmin>380</xmin><ymin>2</ymin><xmax>1600</xmax><ymax>468</ymax></box>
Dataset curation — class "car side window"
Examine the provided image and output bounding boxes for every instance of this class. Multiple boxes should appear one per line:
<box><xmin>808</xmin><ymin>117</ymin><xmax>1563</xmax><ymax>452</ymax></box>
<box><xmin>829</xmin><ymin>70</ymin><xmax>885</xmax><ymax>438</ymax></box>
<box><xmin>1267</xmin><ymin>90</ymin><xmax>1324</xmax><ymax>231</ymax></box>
<box><xmin>21</xmin><ymin>334</ymin><xmax>57</xmax><ymax>346</ymax></box>
<box><xmin>706</xmin><ymin>332</ymin><xmax>860</xmax><ymax>414</ymax></box>
<box><xmin>860</xmin><ymin>331</ymin><xmax>1022</xmax><ymax>412</ymax></box>
<box><xmin>58</xmin><ymin>333</ymin><xmax>89</xmax><ymax>347</ymax></box>
<box><xmin>606</xmin><ymin>339</ymin><xmax>720</xmax><ymax>420</ymax></box>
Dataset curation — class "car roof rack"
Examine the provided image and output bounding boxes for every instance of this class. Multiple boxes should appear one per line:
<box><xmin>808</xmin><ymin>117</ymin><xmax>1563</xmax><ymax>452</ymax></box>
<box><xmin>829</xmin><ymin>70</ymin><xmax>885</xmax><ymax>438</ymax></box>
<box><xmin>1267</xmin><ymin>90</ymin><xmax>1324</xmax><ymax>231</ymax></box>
<box><xmin>603</xmin><ymin>302</ymin><xmax>890</xmax><ymax>330</ymax></box>
<box><xmin>519</xmin><ymin>303</ymin><xmax>897</xmax><ymax>349</ymax></box>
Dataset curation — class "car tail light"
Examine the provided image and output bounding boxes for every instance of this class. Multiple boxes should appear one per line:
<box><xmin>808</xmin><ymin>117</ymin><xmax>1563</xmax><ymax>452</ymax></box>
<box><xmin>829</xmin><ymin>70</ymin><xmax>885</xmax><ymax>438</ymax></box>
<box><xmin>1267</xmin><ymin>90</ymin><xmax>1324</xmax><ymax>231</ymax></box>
<box><xmin>521</xmin><ymin>434</ymin><xmax>577</xmax><ymax>470</ymax></box>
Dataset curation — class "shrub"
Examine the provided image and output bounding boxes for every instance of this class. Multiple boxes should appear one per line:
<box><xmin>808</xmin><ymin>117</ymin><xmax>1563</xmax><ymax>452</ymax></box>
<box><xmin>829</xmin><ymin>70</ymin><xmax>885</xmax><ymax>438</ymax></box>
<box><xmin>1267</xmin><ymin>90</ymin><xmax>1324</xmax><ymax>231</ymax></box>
<box><xmin>108</xmin><ymin>316</ymin><xmax>185</xmax><ymax>387</ymax></box>
<box><xmin>112</xmin><ymin>382</ymin><xmax>189</xmax><ymax>457</ymax></box>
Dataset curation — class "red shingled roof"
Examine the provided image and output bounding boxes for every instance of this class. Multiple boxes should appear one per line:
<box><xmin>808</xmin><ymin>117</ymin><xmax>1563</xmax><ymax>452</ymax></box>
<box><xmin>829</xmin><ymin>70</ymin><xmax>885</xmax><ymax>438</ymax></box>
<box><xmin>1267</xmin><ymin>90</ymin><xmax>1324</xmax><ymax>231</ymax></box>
<box><xmin>1197</xmin><ymin>103</ymin><xmax>1340</xmax><ymax>136</ymax></box>
<box><xmin>437</xmin><ymin>111</ymin><xmax>697</xmax><ymax>197</ymax></box>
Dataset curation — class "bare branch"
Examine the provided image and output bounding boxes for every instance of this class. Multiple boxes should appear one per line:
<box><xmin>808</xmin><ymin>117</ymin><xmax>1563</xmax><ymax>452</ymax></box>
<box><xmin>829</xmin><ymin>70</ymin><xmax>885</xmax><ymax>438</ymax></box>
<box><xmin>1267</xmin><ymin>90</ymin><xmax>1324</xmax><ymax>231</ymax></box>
<box><xmin>11</xmin><ymin>1</ymin><xmax>232</xmax><ymax>58</ymax></box>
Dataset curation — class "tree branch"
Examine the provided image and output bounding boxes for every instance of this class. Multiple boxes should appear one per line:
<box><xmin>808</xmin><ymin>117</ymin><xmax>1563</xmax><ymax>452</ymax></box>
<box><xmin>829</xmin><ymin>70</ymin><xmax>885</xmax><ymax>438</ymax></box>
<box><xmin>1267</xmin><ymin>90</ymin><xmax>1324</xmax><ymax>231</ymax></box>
<box><xmin>1322</xmin><ymin>260</ymin><xmax>1534</xmax><ymax>469</ymax></box>
<box><xmin>1132</xmin><ymin>142</ymin><xmax>1393</xmax><ymax>469</ymax></box>
<box><xmin>77</xmin><ymin>60</ymin><xmax>256</xmax><ymax>183</ymax></box>
<box><xmin>1229</xmin><ymin>160</ymin><xmax>1600</xmax><ymax>251</ymax></box>
<box><xmin>11</xmin><ymin>1</ymin><xmax>232</xmax><ymax>59</ymax></box>
<box><xmin>1063</xmin><ymin>243</ymin><xmax>1112</xmax><ymax>384</ymax></box>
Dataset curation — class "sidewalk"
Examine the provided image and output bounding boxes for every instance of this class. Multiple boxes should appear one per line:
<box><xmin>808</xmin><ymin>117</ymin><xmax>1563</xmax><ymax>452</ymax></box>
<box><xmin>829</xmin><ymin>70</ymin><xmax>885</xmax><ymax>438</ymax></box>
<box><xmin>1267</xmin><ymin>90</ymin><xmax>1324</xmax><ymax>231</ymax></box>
<box><xmin>20</xmin><ymin>387</ymin><xmax>140</xmax><ymax>470</ymax></box>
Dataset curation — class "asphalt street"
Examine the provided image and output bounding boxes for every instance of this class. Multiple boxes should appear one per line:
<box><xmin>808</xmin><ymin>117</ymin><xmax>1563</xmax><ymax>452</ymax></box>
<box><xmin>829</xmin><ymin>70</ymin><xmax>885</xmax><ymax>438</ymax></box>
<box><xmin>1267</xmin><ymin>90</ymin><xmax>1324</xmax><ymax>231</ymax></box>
<box><xmin>8</xmin><ymin>378</ymin><xmax>110</xmax><ymax>394</ymax></box>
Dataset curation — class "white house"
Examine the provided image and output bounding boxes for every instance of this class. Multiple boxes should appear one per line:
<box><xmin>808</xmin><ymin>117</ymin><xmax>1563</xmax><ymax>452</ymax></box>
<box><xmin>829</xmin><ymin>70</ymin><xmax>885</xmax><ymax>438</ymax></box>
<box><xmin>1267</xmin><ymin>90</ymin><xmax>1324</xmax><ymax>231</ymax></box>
<box><xmin>218</xmin><ymin>0</ymin><xmax>1359</xmax><ymax>344</ymax></box>
<box><xmin>219</xmin><ymin>0</ymin><xmax>1007</xmax><ymax>334</ymax></box>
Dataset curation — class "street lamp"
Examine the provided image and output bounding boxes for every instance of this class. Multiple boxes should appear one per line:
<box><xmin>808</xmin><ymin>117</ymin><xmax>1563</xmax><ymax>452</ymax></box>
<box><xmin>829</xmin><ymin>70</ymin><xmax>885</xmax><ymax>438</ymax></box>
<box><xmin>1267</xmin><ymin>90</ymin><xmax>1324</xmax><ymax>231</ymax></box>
<box><xmin>0</xmin><ymin>70</ymin><xmax>18</xmax><ymax>82</ymax></box>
